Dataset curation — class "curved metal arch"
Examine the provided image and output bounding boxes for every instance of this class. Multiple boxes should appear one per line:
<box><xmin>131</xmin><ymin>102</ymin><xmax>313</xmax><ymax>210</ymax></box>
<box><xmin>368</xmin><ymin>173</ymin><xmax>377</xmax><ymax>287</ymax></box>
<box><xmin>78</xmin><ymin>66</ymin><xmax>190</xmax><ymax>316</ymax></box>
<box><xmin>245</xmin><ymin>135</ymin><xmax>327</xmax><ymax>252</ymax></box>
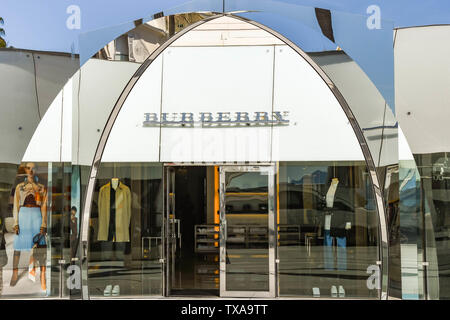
<box><xmin>80</xmin><ymin>12</ymin><xmax>389</xmax><ymax>300</ymax></box>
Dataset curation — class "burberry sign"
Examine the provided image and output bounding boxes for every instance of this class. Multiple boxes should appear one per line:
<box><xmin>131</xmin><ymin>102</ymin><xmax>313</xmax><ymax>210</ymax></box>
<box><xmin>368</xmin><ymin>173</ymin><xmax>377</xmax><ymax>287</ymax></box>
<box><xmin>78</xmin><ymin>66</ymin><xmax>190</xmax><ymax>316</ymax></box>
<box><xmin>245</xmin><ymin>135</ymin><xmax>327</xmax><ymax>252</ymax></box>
<box><xmin>143</xmin><ymin>111</ymin><xmax>289</xmax><ymax>127</ymax></box>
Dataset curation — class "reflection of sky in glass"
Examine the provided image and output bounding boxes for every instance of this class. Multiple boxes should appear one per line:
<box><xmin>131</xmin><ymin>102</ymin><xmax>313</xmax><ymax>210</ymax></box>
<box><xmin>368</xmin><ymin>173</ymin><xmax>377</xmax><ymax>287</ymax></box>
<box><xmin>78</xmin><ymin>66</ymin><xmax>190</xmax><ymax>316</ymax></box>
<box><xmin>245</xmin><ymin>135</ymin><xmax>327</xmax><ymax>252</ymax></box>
<box><xmin>71</xmin><ymin>166</ymin><xmax>81</xmax><ymax>233</ymax></box>
<box><xmin>227</xmin><ymin>172</ymin><xmax>268</xmax><ymax>190</ymax></box>
<box><xmin>399</xmin><ymin>161</ymin><xmax>421</xmax><ymax>208</ymax></box>
<box><xmin>2</xmin><ymin>0</ymin><xmax>448</xmax><ymax>53</ymax></box>
<box><xmin>282</xmin><ymin>166</ymin><xmax>328</xmax><ymax>185</ymax></box>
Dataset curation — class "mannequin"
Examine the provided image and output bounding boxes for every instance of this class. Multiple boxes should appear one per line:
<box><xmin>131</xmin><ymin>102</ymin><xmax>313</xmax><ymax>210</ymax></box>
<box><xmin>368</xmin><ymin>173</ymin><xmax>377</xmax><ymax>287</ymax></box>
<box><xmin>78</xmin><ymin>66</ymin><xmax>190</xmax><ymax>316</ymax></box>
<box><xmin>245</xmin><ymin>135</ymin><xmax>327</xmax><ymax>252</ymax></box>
<box><xmin>111</xmin><ymin>178</ymin><xmax>119</xmax><ymax>190</ymax></box>
<box><xmin>323</xmin><ymin>176</ymin><xmax>351</xmax><ymax>298</ymax></box>
<box><xmin>97</xmin><ymin>178</ymin><xmax>131</xmax><ymax>297</ymax></box>
<box><xmin>10</xmin><ymin>163</ymin><xmax>47</xmax><ymax>291</ymax></box>
<box><xmin>326</xmin><ymin>178</ymin><xmax>339</xmax><ymax>208</ymax></box>
<box><xmin>70</xmin><ymin>206</ymin><xmax>78</xmax><ymax>259</ymax></box>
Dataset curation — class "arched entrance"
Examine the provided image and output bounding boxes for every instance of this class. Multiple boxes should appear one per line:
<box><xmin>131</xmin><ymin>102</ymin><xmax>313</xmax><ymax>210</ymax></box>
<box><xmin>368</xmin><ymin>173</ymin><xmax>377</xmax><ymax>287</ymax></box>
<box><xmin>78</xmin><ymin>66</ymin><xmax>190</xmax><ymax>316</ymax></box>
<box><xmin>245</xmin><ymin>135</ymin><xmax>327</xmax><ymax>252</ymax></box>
<box><xmin>81</xmin><ymin>14</ymin><xmax>386</xmax><ymax>299</ymax></box>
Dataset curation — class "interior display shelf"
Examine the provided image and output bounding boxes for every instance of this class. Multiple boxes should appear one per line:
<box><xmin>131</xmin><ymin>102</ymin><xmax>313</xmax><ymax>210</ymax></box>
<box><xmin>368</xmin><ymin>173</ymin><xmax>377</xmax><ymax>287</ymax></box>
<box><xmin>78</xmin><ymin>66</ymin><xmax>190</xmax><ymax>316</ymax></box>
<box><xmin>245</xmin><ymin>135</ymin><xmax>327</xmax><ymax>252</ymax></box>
<box><xmin>195</xmin><ymin>224</ymin><xmax>219</xmax><ymax>253</ymax></box>
<box><xmin>277</xmin><ymin>224</ymin><xmax>301</xmax><ymax>246</ymax></box>
<box><xmin>225</xmin><ymin>192</ymin><xmax>268</xmax><ymax>195</ymax></box>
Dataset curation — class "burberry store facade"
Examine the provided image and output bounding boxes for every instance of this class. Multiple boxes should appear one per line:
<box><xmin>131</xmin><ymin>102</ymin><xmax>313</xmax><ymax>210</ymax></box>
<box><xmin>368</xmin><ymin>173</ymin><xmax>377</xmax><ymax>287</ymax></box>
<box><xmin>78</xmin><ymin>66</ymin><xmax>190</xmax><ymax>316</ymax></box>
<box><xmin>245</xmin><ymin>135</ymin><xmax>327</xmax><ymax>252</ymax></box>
<box><xmin>0</xmin><ymin>10</ymin><xmax>402</xmax><ymax>299</ymax></box>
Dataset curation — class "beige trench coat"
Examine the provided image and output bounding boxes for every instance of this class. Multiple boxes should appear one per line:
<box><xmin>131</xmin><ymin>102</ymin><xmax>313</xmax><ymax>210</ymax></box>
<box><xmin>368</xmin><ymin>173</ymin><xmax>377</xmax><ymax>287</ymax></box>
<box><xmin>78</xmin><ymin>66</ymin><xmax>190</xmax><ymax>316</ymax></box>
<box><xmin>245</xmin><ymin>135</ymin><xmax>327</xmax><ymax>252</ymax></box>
<box><xmin>97</xmin><ymin>181</ymin><xmax>131</xmax><ymax>242</ymax></box>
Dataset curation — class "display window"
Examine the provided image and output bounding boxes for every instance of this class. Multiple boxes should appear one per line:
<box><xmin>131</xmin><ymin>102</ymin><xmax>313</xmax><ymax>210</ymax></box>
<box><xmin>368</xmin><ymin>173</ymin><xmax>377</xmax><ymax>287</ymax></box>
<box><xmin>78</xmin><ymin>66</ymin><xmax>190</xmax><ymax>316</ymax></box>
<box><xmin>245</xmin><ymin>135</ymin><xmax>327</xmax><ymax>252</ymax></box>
<box><xmin>278</xmin><ymin>161</ymin><xmax>380</xmax><ymax>298</ymax></box>
<box><xmin>0</xmin><ymin>162</ymin><xmax>73</xmax><ymax>297</ymax></box>
<box><xmin>88</xmin><ymin>163</ymin><xmax>163</xmax><ymax>297</ymax></box>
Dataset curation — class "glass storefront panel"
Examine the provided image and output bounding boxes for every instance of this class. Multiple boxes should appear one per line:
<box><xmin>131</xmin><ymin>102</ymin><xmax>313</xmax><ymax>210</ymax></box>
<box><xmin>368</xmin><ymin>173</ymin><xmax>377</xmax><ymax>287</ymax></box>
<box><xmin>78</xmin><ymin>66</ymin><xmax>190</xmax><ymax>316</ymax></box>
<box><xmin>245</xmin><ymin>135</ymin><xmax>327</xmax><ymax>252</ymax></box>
<box><xmin>398</xmin><ymin>159</ymin><xmax>427</xmax><ymax>299</ymax></box>
<box><xmin>0</xmin><ymin>162</ymin><xmax>73</xmax><ymax>298</ymax></box>
<box><xmin>382</xmin><ymin>165</ymin><xmax>401</xmax><ymax>298</ymax></box>
<box><xmin>310</xmin><ymin>48</ymin><xmax>396</xmax><ymax>300</ymax></box>
<box><xmin>278</xmin><ymin>161</ymin><xmax>380</xmax><ymax>298</ymax></box>
<box><xmin>414</xmin><ymin>152</ymin><xmax>450</xmax><ymax>299</ymax></box>
<box><xmin>87</xmin><ymin>162</ymin><xmax>163</xmax><ymax>297</ymax></box>
<box><xmin>0</xmin><ymin>47</ymin><xmax>80</xmax><ymax>298</ymax></box>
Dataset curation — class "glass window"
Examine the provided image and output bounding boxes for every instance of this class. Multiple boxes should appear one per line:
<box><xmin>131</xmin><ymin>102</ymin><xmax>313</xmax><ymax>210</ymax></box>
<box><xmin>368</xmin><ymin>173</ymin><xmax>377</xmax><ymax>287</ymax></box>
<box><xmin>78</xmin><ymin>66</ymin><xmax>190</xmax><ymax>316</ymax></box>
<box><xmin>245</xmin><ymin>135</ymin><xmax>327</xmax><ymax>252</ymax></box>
<box><xmin>414</xmin><ymin>152</ymin><xmax>450</xmax><ymax>299</ymax></box>
<box><xmin>0</xmin><ymin>162</ymin><xmax>73</xmax><ymax>298</ymax></box>
<box><xmin>87</xmin><ymin>162</ymin><xmax>163</xmax><ymax>297</ymax></box>
<box><xmin>278</xmin><ymin>161</ymin><xmax>380</xmax><ymax>298</ymax></box>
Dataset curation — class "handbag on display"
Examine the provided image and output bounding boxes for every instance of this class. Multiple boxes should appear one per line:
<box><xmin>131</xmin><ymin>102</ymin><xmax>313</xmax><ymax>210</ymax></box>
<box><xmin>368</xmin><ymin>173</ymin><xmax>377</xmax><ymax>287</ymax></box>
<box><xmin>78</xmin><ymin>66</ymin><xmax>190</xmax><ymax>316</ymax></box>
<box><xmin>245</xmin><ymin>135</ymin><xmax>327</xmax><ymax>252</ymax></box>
<box><xmin>31</xmin><ymin>233</ymin><xmax>47</xmax><ymax>263</ymax></box>
<box><xmin>4</xmin><ymin>217</ymin><xmax>15</xmax><ymax>233</ymax></box>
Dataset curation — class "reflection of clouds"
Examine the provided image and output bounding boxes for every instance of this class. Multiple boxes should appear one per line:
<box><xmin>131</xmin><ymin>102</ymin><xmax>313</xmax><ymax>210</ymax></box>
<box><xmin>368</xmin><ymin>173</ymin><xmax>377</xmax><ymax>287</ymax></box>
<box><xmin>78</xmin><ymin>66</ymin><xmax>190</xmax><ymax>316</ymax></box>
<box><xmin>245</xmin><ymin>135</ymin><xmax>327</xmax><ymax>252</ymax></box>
<box><xmin>71</xmin><ymin>167</ymin><xmax>81</xmax><ymax>237</ymax></box>
<box><xmin>283</xmin><ymin>166</ymin><xmax>328</xmax><ymax>185</ymax></box>
<box><xmin>227</xmin><ymin>172</ymin><xmax>268</xmax><ymax>189</ymax></box>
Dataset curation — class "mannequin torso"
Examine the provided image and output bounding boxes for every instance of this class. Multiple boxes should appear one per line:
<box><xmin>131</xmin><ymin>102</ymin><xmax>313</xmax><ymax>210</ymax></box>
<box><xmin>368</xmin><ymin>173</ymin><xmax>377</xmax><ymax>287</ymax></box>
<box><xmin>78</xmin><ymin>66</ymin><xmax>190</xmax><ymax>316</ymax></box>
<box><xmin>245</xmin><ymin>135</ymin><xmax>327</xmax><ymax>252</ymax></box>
<box><xmin>326</xmin><ymin>178</ymin><xmax>339</xmax><ymax>208</ymax></box>
<box><xmin>111</xmin><ymin>178</ymin><xmax>119</xmax><ymax>190</ymax></box>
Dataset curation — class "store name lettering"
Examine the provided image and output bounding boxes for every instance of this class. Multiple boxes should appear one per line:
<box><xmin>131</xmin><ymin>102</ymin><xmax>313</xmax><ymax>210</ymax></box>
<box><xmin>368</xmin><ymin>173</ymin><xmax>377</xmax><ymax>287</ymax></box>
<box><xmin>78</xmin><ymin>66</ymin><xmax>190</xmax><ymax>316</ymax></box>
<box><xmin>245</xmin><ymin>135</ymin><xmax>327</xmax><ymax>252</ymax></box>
<box><xmin>143</xmin><ymin>111</ymin><xmax>289</xmax><ymax>127</ymax></box>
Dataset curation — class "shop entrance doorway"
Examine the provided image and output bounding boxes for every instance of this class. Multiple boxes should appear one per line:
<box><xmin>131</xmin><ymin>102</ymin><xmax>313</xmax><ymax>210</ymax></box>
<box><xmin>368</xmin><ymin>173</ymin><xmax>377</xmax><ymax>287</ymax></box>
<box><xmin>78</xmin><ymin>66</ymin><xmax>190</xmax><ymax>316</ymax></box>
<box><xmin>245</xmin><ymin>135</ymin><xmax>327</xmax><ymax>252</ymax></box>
<box><xmin>164</xmin><ymin>164</ymin><xmax>276</xmax><ymax>297</ymax></box>
<box><xmin>219</xmin><ymin>165</ymin><xmax>276</xmax><ymax>297</ymax></box>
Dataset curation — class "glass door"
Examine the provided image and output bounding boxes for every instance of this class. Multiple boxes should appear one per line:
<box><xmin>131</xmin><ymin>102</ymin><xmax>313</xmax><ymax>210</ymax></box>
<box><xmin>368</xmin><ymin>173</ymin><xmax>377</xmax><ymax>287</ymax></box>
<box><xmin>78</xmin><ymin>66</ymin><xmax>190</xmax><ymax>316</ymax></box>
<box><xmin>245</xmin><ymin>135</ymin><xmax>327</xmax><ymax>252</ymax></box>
<box><xmin>219</xmin><ymin>165</ymin><xmax>276</xmax><ymax>297</ymax></box>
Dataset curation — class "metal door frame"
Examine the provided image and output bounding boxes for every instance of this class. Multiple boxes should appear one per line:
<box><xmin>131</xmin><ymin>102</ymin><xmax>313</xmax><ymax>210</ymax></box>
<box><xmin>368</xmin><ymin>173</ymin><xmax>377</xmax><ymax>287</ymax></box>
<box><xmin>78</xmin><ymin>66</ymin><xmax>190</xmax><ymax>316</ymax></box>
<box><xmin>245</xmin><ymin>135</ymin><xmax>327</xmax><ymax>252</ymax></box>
<box><xmin>163</xmin><ymin>166</ymin><xmax>178</xmax><ymax>296</ymax></box>
<box><xmin>219</xmin><ymin>164</ymin><xmax>276</xmax><ymax>298</ymax></box>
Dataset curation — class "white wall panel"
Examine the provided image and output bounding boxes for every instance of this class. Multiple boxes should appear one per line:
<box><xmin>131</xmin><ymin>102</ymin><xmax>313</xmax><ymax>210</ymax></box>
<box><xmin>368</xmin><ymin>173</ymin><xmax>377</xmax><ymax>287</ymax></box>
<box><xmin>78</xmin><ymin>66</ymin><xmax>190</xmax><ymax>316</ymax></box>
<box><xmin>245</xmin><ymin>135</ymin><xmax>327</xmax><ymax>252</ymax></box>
<box><xmin>102</xmin><ymin>56</ymin><xmax>162</xmax><ymax>162</ymax></box>
<box><xmin>395</xmin><ymin>26</ymin><xmax>450</xmax><ymax>154</ymax></box>
<box><xmin>61</xmin><ymin>78</ymin><xmax>73</xmax><ymax>162</ymax></box>
<box><xmin>311</xmin><ymin>52</ymin><xmax>393</xmax><ymax>166</ymax></box>
<box><xmin>160</xmin><ymin>46</ymin><xmax>274</xmax><ymax>162</ymax></box>
<box><xmin>0</xmin><ymin>51</ymin><xmax>40</xmax><ymax>164</ymax></box>
<box><xmin>22</xmin><ymin>89</ymin><xmax>62</xmax><ymax>162</ymax></box>
<box><xmin>272</xmin><ymin>45</ymin><xmax>364</xmax><ymax>161</ymax></box>
<box><xmin>71</xmin><ymin>70</ymin><xmax>81</xmax><ymax>164</ymax></box>
<box><xmin>34</xmin><ymin>53</ymin><xmax>79</xmax><ymax>117</ymax></box>
<box><xmin>23</xmin><ymin>78</ymin><xmax>73</xmax><ymax>162</ymax></box>
<box><xmin>16</xmin><ymin>16</ymin><xmax>384</xmax><ymax>167</ymax></box>
<box><xmin>399</xmin><ymin>126</ymin><xmax>414</xmax><ymax>161</ymax></box>
<box><xmin>76</xmin><ymin>59</ymin><xmax>140</xmax><ymax>165</ymax></box>
<box><xmin>172</xmin><ymin>29</ymin><xmax>284</xmax><ymax>47</ymax></box>
<box><xmin>0</xmin><ymin>50</ymin><xmax>78</xmax><ymax>164</ymax></box>
<box><xmin>103</xmin><ymin>45</ymin><xmax>366</xmax><ymax>163</ymax></box>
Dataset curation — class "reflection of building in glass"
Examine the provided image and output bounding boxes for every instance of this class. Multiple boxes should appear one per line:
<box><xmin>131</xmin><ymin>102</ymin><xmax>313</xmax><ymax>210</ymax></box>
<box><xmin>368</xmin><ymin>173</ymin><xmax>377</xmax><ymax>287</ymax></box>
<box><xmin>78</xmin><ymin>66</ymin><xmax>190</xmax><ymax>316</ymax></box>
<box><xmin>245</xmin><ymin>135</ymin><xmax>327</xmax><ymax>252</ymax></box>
<box><xmin>94</xmin><ymin>13</ymin><xmax>210</xmax><ymax>63</ymax></box>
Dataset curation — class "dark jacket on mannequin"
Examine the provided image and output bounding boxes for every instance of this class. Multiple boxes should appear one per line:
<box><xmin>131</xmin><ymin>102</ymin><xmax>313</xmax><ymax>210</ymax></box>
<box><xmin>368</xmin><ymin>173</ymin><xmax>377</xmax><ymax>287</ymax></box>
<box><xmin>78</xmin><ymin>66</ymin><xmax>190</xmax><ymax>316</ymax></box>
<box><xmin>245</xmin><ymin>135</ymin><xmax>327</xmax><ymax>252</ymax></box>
<box><xmin>325</xmin><ymin>185</ymin><xmax>354</xmax><ymax>238</ymax></box>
